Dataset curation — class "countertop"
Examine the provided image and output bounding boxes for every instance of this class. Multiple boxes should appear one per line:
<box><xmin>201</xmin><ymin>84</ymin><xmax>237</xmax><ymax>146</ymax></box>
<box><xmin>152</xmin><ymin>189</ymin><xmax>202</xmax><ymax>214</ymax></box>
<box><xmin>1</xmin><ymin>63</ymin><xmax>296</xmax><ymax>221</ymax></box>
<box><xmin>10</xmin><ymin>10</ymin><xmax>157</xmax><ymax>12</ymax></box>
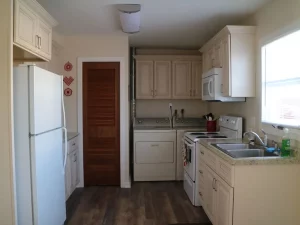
<box><xmin>67</xmin><ymin>132</ymin><xmax>79</xmax><ymax>141</ymax></box>
<box><xmin>199</xmin><ymin>138</ymin><xmax>300</xmax><ymax>165</ymax></box>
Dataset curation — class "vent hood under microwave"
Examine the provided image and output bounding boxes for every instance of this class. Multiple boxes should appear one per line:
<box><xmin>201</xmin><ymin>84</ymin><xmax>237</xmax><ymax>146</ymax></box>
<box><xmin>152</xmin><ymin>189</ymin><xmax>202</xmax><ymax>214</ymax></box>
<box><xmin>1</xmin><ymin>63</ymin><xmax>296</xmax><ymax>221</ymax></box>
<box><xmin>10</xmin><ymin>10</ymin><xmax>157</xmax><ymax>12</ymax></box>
<box><xmin>202</xmin><ymin>68</ymin><xmax>245</xmax><ymax>102</ymax></box>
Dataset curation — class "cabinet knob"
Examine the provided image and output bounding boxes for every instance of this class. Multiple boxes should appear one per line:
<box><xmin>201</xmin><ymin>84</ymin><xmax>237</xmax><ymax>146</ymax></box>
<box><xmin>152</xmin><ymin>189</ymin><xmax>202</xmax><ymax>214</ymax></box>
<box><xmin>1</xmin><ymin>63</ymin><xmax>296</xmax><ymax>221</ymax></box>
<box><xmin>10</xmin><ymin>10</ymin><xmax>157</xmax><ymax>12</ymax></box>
<box><xmin>200</xmin><ymin>151</ymin><xmax>204</xmax><ymax>155</ymax></box>
<box><xmin>199</xmin><ymin>170</ymin><xmax>203</xmax><ymax>174</ymax></box>
<box><xmin>199</xmin><ymin>192</ymin><xmax>203</xmax><ymax>197</ymax></box>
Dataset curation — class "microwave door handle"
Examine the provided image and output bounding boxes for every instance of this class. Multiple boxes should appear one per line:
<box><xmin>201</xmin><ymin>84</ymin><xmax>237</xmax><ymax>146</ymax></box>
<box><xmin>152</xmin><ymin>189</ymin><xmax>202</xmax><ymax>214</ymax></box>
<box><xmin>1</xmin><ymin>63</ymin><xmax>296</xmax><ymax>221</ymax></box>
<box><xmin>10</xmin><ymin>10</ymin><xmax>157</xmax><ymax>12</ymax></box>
<box><xmin>208</xmin><ymin>80</ymin><xmax>213</xmax><ymax>97</ymax></box>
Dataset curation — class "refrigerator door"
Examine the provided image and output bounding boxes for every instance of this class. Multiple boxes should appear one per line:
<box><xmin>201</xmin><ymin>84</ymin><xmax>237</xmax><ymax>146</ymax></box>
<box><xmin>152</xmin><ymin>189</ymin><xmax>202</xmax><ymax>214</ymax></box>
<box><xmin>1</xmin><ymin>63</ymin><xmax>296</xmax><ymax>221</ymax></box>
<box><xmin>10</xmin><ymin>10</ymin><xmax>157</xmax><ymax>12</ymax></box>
<box><xmin>29</xmin><ymin>66</ymin><xmax>62</xmax><ymax>135</ymax></box>
<box><xmin>30</xmin><ymin>128</ymin><xmax>66</xmax><ymax>225</ymax></box>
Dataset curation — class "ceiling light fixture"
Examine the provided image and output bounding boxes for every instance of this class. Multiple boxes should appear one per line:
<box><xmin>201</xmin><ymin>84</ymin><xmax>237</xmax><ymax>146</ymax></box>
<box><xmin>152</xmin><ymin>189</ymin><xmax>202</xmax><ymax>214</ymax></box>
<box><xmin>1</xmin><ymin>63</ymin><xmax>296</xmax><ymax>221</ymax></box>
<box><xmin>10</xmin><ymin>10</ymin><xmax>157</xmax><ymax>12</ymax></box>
<box><xmin>118</xmin><ymin>4</ymin><xmax>141</xmax><ymax>34</ymax></box>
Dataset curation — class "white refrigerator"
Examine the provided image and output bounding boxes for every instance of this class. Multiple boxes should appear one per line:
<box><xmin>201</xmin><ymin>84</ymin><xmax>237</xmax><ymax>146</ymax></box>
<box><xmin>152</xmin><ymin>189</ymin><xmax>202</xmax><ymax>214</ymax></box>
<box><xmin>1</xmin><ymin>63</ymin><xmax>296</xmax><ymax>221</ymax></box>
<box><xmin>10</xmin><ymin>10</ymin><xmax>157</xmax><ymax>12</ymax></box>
<box><xmin>13</xmin><ymin>65</ymin><xmax>67</xmax><ymax>225</ymax></box>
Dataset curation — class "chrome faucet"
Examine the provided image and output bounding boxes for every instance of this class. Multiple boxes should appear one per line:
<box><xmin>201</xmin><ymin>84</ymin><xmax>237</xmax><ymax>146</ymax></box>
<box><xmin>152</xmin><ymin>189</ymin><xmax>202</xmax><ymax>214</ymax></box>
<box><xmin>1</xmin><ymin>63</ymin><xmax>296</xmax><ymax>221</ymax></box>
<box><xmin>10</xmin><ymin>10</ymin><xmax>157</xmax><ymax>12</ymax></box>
<box><xmin>243</xmin><ymin>130</ymin><xmax>268</xmax><ymax>147</ymax></box>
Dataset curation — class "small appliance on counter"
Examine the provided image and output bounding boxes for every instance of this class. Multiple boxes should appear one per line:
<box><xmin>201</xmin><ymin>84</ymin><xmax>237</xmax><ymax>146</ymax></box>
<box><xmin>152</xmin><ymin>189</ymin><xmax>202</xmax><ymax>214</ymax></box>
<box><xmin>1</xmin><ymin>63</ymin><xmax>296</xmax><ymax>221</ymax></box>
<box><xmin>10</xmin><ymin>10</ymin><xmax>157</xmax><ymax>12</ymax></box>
<box><xmin>183</xmin><ymin>115</ymin><xmax>243</xmax><ymax>206</ymax></box>
<box><xmin>203</xmin><ymin>112</ymin><xmax>217</xmax><ymax>132</ymax></box>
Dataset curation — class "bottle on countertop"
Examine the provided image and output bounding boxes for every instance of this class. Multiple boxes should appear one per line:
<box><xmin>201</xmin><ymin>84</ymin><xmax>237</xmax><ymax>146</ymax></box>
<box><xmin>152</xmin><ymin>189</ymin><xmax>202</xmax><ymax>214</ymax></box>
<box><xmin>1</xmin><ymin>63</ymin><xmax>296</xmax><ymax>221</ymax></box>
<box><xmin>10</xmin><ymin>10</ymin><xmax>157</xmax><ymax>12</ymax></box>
<box><xmin>281</xmin><ymin>128</ymin><xmax>291</xmax><ymax>157</ymax></box>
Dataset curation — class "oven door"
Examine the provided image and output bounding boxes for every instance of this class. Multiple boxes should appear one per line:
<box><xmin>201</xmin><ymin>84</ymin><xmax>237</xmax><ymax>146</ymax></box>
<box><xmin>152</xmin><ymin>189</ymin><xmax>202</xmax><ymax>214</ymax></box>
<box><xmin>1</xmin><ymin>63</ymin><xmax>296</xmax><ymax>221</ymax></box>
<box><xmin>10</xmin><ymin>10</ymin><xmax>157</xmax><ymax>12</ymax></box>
<box><xmin>183</xmin><ymin>139</ymin><xmax>196</xmax><ymax>181</ymax></box>
<box><xmin>202</xmin><ymin>76</ymin><xmax>215</xmax><ymax>101</ymax></box>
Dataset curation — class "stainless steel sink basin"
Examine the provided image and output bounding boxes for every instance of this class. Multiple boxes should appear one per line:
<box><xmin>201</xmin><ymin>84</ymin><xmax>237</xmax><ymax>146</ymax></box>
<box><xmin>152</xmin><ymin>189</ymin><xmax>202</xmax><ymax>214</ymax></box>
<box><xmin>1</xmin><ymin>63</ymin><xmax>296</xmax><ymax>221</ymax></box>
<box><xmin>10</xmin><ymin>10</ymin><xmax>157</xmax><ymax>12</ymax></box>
<box><xmin>212</xmin><ymin>143</ymin><xmax>279</xmax><ymax>158</ymax></box>
<box><xmin>215</xmin><ymin>143</ymin><xmax>254</xmax><ymax>150</ymax></box>
<box><xmin>226</xmin><ymin>149</ymin><xmax>278</xmax><ymax>158</ymax></box>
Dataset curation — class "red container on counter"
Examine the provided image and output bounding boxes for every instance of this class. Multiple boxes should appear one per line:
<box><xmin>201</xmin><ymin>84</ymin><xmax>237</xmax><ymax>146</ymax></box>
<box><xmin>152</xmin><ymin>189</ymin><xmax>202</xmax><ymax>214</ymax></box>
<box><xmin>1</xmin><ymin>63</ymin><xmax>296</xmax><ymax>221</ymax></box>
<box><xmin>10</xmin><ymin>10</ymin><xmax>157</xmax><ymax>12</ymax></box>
<box><xmin>207</xmin><ymin>120</ymin><xmax>217</xmax><ymax>132</ymax></box>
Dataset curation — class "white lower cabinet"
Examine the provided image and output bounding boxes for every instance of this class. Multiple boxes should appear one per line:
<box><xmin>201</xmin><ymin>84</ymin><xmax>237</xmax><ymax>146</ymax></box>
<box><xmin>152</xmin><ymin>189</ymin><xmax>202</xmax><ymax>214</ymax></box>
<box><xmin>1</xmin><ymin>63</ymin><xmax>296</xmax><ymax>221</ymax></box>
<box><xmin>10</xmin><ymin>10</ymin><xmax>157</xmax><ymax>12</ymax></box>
<box><xmin>202</xmin><ymin>156</ymin><xmax>233</xmax><ymax>225</ymax></box>
<box><xmin>216</xmin><ymin>177</ymin><xmax>233</xmax><ymax>225</ymax></box>
<box><xmin>203</xmin><ymin>164</ymin><xmax>233</xmax><ymax>225</ymax></box>
<box><xmin>199</xmin><ymin>143</ymin><xmax>300</xmax><ymax>225</ymax></box>
<box><xmin>65</xmin><ymin>137</ymin><xmax>80</xmax><ymax>200</ymax></box>
<box><xmin>203</xmin><ymin>165</ymin><xmax>217</xmax><ymax>224</ymax></box>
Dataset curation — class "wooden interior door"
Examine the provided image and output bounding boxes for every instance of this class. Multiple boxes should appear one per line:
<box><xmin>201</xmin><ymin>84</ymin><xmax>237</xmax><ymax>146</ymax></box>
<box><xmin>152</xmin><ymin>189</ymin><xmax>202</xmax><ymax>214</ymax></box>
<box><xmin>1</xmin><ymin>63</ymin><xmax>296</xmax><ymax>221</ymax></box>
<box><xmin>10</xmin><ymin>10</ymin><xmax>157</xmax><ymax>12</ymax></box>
<box><xmin>83</xmin><ymin>62</ymin><xmax>120</xmax><ymax>186</ymax></box>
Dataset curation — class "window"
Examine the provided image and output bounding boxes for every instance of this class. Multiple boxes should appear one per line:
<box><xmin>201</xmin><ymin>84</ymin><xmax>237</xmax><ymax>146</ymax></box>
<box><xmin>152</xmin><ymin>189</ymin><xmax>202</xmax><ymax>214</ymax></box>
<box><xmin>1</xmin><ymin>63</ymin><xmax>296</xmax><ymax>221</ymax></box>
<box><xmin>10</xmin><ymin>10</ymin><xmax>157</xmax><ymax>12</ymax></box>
<box><xmin>261</xmin><ymin>30</ymin><xmax>300</xmax><ymax>128</ymax></box>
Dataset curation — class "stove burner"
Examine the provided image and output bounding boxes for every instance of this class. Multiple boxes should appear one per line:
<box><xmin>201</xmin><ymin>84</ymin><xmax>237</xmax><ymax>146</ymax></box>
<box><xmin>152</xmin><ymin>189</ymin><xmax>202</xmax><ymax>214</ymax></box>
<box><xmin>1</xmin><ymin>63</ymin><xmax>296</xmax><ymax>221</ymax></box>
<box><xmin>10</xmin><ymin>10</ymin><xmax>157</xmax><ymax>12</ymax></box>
<box><xmin>206</xmin><ymin>132</ymin><xmax>219</xmax><ymax>135</ymax></box>
<box><xmin>196</xmin><ymin>136</ymin><xmax>209</xmax><ymax>138</ymax></box>
<box><xmin>211</xmin><ymin>135</ymin><xmax>227</xmax><ymax>138</ymax></box>
<box><xmin>190</xmin><ymin>132</ymin><xmax>206</xmax><ymax>135</ymax></box>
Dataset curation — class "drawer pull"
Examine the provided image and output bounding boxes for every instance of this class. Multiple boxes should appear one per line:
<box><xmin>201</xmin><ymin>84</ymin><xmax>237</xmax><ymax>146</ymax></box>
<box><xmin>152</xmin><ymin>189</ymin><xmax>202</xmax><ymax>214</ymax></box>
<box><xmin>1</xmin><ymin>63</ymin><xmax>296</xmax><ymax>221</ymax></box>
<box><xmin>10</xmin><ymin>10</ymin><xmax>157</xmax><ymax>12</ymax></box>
<box><xmin>72</xmin><ymin>143</ymin><xmax>76</xmax><ymax>146</ymax></box>
<box><xmin>151</xmin><ymin>144</ymin><xmax>159</xmax><ymax>147</ymax></box>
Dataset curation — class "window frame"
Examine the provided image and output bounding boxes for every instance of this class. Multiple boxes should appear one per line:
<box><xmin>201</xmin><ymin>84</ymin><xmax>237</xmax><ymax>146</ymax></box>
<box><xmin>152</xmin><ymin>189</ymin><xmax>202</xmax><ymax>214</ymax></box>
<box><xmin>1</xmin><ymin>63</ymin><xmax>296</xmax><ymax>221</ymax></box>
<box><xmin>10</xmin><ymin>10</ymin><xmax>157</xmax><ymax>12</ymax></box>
<box><xmin>260</xmin><ymin>29</ymin><xmax>300</xmax><ymax>130</ymax></box>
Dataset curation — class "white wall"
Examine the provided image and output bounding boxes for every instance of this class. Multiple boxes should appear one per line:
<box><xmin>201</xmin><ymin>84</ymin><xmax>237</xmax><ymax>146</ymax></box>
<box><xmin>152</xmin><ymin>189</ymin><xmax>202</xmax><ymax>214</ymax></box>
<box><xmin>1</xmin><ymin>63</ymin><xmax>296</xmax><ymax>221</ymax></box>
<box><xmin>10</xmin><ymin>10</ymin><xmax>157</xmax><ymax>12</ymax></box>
<box><xmin>0</xmin><ymin>1</ymin><xmax>15</xmax><ymax>224</ymax></box>
<box><xmin>136</xmin><ymin>100</ymin><xmax>208</xmax><ymax>118</ymax></box>
<box><xmin>209</xmin><ymin>0</ymin><xmax>300</xmax><ymax>145</ymax></box>
<box><xmin>62</xmin><ymin>35</ymin><xmax>130</xmax><ymax>187</ymax></box>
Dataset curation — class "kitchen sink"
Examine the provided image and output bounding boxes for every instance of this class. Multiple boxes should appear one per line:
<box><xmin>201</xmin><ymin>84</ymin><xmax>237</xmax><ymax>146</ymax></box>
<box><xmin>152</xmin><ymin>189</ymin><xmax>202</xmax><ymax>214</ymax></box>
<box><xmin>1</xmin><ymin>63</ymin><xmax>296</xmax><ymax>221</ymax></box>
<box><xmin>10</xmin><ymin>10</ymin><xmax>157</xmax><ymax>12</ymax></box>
<box><xmin>214</xmin><ymin>143</ymin><xmax>256</xmax><ymax>150</ymax></box>
<box><xmin>212</xmin><ymin>143</ymin><xmax>279</xmax><ymax>158</ymax></box>
<box><xmin>226</xmin><ymin>149</ymin><xmax>278</xmax><ymax>158</ymax></box>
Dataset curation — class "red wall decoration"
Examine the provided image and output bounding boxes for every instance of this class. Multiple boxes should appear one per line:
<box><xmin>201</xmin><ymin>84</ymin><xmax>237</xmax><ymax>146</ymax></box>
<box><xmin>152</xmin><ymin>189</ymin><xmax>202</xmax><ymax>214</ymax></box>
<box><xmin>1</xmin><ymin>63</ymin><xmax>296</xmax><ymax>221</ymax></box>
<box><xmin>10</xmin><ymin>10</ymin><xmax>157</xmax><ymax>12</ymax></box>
<box><xmin>63</xmin><ymin>76</ymin><xmax>74</xmax><ymax>86</ymax></box>
<box><xmin>64</xmin><ymin>61</ymin><xmax>73</xmax><ymax>71</ymax></box>
<box><xmin>64</xmin><ymin>88</ymin><xmax>73</xmax><ymax>96</ymax></box>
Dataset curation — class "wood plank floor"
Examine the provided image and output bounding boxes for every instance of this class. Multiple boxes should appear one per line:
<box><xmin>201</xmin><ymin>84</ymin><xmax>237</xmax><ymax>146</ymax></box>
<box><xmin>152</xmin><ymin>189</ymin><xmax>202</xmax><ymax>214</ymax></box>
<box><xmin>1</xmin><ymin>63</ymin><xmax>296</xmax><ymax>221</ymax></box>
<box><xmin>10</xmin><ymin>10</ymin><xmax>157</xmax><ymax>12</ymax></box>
<box><xmin>65</xmin><ymin>182</ymin><xmax>210</xmax><ymax>225</ymax></box>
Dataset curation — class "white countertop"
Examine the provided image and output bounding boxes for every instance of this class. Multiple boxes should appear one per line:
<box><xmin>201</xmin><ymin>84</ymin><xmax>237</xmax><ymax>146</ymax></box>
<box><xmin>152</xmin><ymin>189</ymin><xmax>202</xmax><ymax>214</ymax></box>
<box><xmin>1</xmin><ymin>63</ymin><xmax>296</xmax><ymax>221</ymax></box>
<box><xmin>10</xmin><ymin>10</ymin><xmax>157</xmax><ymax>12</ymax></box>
<box><xmin>67</xmin><ymin>132</ymin><xmax>79</xmax><ymax>141</ymax></box>
<box><xmin>199</xmin><ymin>138</ymin><xmax>300</xmax><ymax>165</ymax></box>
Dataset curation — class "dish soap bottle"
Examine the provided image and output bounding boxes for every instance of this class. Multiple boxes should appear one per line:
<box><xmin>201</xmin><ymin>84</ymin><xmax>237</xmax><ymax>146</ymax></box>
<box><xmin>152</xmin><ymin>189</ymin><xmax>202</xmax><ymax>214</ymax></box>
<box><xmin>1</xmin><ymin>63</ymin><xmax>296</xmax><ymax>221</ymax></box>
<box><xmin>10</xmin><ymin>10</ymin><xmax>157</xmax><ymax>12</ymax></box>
<box><xmin>281</xmin><ymin>128</ymin><xmax>291</xmax><ymax>157</ymax></box>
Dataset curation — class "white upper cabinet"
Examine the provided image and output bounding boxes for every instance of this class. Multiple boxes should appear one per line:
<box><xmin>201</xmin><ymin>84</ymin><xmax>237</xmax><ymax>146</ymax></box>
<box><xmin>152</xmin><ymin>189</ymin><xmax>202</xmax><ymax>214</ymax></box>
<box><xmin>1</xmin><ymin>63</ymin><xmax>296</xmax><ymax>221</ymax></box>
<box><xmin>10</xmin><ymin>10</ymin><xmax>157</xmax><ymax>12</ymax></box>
<box><xmin>191</xmin><ymin>61</ymin><xmax>202</xmax><ymax>99</ymax></box>
<box><xmin>135</xmin><ymin>55</ymin><xmax>202</xmax><ymax>100</ymax></box>
<box><xmin>14</xmin><ymin>0</ymin><xmax>38</xmax><ymax>52</ymax></box>
<box><xmin>154</xmin><ymin>61</ymin><xmax>172</xmax><ymax>99</ymax></box>
<box><xmin>200</xmin><ymin>26</ymin><xmax>256</xmax><ymax>97</ymax></box>
<box><xmin>172</xmin><ymin>61</ymin><xmax>192</xmax><ymax>99</ymax></box>
<box><xmin>136</xmin><ymin>61</ymin><xmax>154</xmax><ymax>99</ymax></box>
<box><xmin>37</xmin><ymin>19</ymin><xmax>52</xmax><ymax>60</ymax></box>
<box><xmin>14</xmin><ymin>0</ymin><xmax>58</xmax><ymax>61</ymax></box>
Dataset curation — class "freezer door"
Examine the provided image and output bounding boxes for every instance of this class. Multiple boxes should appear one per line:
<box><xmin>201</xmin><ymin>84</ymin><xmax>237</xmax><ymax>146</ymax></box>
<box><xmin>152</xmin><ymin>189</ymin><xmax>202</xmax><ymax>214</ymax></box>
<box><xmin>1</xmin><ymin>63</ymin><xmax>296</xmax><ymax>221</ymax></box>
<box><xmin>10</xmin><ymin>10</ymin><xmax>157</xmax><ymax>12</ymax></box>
<box><xmin>29</xmin><ymin>66</ymin><xmax>62</xmax><ymax>134</ymax></box>
<box><xmin>30</xmin><ymin>129</ymin><xmax>66</xmax><ymax>225</ymax></box>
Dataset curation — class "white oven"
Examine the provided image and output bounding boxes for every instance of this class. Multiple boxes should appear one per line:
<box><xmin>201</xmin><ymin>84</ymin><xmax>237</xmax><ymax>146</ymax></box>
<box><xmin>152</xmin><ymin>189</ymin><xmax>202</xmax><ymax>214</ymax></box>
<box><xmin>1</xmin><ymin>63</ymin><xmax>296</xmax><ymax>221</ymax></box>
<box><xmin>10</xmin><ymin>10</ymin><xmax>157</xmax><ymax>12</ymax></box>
<box><xmin>183</xmin><ymin>116</ymin><xmax>243</xmax><ymax>207</ymax></box>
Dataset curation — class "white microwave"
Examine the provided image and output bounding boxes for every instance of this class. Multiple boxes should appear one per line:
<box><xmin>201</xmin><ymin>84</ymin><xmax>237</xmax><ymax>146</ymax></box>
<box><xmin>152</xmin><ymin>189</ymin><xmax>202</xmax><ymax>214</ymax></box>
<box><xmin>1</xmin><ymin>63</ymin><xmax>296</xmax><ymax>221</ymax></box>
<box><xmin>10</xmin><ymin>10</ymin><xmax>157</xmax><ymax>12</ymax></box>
<box><xmin>202</xmin><ymin>68</ymin><xmax>245</xmax><ymax>102</ymax></box>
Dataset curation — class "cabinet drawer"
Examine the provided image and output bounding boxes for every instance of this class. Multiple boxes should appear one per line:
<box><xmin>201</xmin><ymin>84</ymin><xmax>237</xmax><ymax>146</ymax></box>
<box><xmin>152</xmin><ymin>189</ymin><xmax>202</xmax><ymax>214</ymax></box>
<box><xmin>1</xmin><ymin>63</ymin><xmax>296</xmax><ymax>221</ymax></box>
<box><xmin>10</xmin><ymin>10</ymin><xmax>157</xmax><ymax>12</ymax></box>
<box><xmin>204</xmin><ymin>149</ymin><xmax>217</xmax><ymax>171</ymax></box>
<box><xmin>198</xmin><ymin>166</ymin><xmax>205</xmax><ymax>183</ymax></box>
<box><xmin>68</xmin><ymin>136</ymin><xmax>78</xmax><ymax>154</ymax></box>
<box><xmin>217</xmin><ymin>158</ymin><xmax>234</xmax><ymax>186</ymax></box>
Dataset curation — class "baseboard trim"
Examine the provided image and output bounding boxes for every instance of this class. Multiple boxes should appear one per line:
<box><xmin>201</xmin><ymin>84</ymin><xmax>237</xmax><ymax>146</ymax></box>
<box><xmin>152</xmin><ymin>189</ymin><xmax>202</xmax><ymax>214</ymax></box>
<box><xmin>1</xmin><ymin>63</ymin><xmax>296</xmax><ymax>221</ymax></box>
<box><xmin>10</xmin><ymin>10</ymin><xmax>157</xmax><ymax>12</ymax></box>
<box><xmin>121</xmin><ymin>181</ymin><xmax>131</xmax><ymax>188</ymax></box>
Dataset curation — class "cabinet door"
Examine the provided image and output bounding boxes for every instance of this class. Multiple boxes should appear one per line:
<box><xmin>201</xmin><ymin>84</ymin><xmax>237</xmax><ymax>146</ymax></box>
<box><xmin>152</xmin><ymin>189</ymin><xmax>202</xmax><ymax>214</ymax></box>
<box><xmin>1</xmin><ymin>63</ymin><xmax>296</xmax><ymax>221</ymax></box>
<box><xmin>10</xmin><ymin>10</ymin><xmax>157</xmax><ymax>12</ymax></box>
<box><xmin>14</xmin><ymin>0</ymin><xmax>38</xmax><ymax>52</ymax></box>
<box><xmin>172</xmin><ymin>61</ymin><xmax>192</xmax><ymax>99</ymax></box>
<box><xmin>75</xmin><ymin>149</ymin><xmax>80</xmax><ymax>185</ymax></box>
<box><xmin>216</xmin><ymin>178</ymin><xmax>233</xmax><ymax>225</ymax></box>
<box><xmin>214</xmin><ymin>40</ymin><xmax>224</xmax><ymax>68</ymax></box>
<box><xmin>154</xmin><ymin>61</ymin><xmax>172</xmax><ymax>99</ymax></box>
<box><xmin>71</xmin><ymin>151</ymin><xmax>78</xmax><ymax>192</ymax></box>
<box><xmin>191</xmin><ymin>61</ymin><xmax>202</xmax><ymax>99</ymax></box>
<box><xmin>136</xmin><ymin>61</ymin><xmax>154</xmax><ymax>99</ymax></box>
<box><xmin>221</xmin><ymin>35</ymin><xmax>231</xmax><ymax>97</ymax></box>
<box><xmin>204</xmin><ymin>165</ymin><xmax>217</xmax><ymax>224</ymax></box>
<box><xmin>65</xmin><ymin>154</ymin><xmax>72</xmax><ymax>200</ymax></box>
<box><xmin>37</xmin><ymin>19</ymin><xmax>52</xmax><ymax>60</ymax></box>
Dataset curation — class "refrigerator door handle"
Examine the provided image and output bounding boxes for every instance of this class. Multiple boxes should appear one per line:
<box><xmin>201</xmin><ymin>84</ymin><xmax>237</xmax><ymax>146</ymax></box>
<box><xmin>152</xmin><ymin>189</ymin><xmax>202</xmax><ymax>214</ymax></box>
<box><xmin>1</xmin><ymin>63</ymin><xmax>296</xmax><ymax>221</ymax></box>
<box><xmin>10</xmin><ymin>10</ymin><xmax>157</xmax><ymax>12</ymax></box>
<box><xmin>61</xmin><ymin>76</ymin><xmax>68</xmax><ymax>173</ymax></box>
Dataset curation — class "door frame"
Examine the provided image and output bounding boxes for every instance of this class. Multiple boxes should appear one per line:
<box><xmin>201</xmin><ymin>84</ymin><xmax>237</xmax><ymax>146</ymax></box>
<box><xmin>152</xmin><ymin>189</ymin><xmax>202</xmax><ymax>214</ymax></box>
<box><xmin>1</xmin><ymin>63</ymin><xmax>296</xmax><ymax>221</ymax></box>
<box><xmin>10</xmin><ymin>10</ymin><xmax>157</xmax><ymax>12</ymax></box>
<box><xmin>77</xmin><ymin>57</ymin><xmax>130</xmax><ymax>188</ymax></box>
